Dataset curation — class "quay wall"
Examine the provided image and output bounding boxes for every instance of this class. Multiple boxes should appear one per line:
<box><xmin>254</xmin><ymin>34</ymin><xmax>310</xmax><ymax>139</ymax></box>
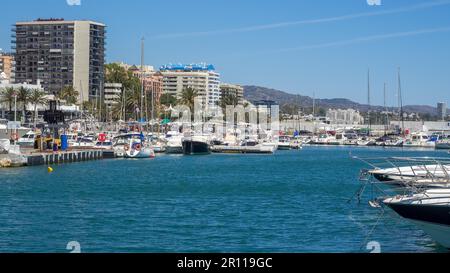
<box><xmin>0</xmin><ymin>150</ymin><xmax>116</xmax><ymax>168</ymax></box>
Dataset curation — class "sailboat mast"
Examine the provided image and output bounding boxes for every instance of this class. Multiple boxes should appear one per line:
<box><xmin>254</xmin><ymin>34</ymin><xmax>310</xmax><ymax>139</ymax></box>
<box><xmin>140</xmin><ymin>37</ymin><xmax>145</xmax><ymax>124</ymax></box>
<box><xmin>397</xmin><ymin>67</ymin><xmax>404</xmax><ymax>135</ymax></box>
<box><xmin>367</xmin><ymin>69</ymin><xmax>371</xmax><ymax>135</ymax></box>
<box><xmin>384</xmin><ymin>83</ymin><xmax>387</xmax><ymax>136</ymax></box>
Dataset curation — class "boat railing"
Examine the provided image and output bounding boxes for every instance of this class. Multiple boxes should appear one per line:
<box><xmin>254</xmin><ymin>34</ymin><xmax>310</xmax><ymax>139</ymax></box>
<box><xmin>353</xmin><ymin>155</ymin><xmax>450</xmax><ymax>189</ymax></box>
<box><xmin>393</xmin><ymin>193</ymin><xmax>450</xmax><ymax>205</ymax></box>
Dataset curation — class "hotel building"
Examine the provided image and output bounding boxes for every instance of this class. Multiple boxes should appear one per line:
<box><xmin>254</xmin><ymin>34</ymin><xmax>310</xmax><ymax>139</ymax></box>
<box><xmin>127</xmin><ymin>65</ymin><xmax>163</xmax><ymax>108</ymax></box>
<box><xmin>12</xmin><ymin>18</ymin><xmax>106</xmax><ymax>103</ymax></box>
<box><xmin>159</xmin><ymin>63</ymin><xmax>220</xmax><ymax>107</ymax></box>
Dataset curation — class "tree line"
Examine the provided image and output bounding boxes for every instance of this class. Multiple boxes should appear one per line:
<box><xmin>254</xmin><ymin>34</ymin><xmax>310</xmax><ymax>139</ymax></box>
<box><xmin>1</xmin><ymin>63</ymin><xmax>242</xmax><ymax>124</ymax></box>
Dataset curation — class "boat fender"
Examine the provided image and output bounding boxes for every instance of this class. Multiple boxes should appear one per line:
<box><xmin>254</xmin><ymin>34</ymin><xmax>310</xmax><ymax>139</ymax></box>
<box><xmin>124</xmin><ymin>144</ymin><xmax>130</xmax><ymax>151</ymax></box>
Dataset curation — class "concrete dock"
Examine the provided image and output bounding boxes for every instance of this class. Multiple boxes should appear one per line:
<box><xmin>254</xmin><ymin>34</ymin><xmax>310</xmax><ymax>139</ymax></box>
<box><xmin>211</xmin><ymin>145</ymin><xmax>275</xmax><ymax>154</ymax></box>
<box><xmin>0</xmin><ymin>149</ymin><xmax>116</xmax><ymax>168</ymax></box>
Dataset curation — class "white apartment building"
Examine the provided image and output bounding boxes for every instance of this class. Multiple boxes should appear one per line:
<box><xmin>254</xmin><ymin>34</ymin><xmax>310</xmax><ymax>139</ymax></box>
<box><xmin>326</xmin><ymin>108</ymin><xmax>364</xmax><ymax>125</ymax></box>
<box><xmin>159</xmin><ymin>64</ymin><xmax>220</xmax><ymax>107</ymax></box>
<box><xmin>104</xmin><ymin>83</ymin><xmax>122</xmax><ymax>108</ymax></box>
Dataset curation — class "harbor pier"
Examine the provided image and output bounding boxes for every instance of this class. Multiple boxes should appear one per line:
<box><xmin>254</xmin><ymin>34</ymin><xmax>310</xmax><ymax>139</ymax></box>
<box><xmin>1</xmin><ymin>150</ymin><xmax>115</xmax><ymax>168</ymax></box>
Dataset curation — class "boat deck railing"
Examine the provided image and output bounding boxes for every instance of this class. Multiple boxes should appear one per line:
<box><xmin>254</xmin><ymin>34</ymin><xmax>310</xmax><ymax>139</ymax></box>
<box><xmin>353</xmin><ymin>156</ymin><xmax>450</xmax><ymax>189</ymax></box>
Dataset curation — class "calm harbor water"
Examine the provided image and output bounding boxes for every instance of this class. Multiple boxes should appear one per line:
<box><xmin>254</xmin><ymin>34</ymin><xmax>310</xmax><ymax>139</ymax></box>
<box><xmin>0</xmin><ymin>146</ymin><xmax>449</xmax><ymax>253</ymax></box>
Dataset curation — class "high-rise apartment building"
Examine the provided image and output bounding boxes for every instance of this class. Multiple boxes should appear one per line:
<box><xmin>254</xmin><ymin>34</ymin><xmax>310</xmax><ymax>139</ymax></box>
<box><xmin>437</xmin><ymin>102</ymin><xmax>447</xmax><ymax>121</ymax></box>
<box><xmin>12</xmin><ymin>18</ymin><xmax>105</xmax><ymax>103</ymax></box>
<box><xmin>159</xmin><ymin>63</ymin><xmax>220</xmax><ymax>107</ymax></box>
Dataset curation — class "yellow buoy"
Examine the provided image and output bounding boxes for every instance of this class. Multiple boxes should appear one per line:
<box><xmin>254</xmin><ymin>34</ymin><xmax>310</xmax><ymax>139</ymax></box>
<box><xmin>47</xmin><ymin>166</ymin><xmax>54</xmax><ymax>173</ymax></box>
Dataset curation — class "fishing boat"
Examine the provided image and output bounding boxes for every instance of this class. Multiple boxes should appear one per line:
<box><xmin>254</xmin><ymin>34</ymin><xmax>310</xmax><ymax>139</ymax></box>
<box><xmin>182</xmin><ymin>135</ymin><xmax>210</xmax><ymax>155</ymax></box>
<box><xmin>383</xmin><ymin>189</ymin><xmax>450</xmax><ymax>249</ymax></box>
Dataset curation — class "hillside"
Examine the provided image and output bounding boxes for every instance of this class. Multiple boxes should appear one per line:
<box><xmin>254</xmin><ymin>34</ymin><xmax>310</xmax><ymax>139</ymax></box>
<box><xmin>243</xmin><ymin>85</ymin><xmax>440</xmax><ymax>115</ymax></box>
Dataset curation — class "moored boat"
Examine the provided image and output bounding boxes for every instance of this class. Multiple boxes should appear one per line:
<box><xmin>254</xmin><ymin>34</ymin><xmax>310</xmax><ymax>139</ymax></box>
<box><xmin>383</xmin><ymin>189</ymin><xmax>450</xmax><ymax>249</ymax></box>
<box><xmin>182</xmin><ymin>135</ymin><xmax>210</xmax><ymax>155</ymax></box>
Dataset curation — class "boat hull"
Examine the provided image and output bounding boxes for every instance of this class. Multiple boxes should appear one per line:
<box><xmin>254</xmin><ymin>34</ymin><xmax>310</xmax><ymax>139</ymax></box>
<box><xmin>125</xmin><ymin>148</ymin><xmax>155</xmax><ymax>158</ymax></box>
<box><xmin>410</xmin><ymin>220</ymin><xmax>450</xmax><ymax>249</ymax></box>
<box><xmin>385</xmin><ymin>203</ymin><xmax>450</xmax><ymax>248</ymax></box>
<box><xmin>436</xmin><ymin>143</ymin><xmax>450</xmax><ymax>150</ymax></box>
<box><xmin>166</xmin><ymin>145</ymin><xmax>183</xmax><ymax>154</ymax></box>
<box><xmin>277</xmin><ymin>144</ymin><xmax>291</xmax><ymax>150</ymax></box>
<box><xmin>182</xmin><ymin>140</ymin><xmax>210</xmax><ymax>155</ymax></box>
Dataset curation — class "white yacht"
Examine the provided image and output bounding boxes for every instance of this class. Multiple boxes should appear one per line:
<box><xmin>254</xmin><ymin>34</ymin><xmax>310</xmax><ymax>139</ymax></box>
<box><xmin>383</xmin><ymin>189</ymin><xmax>450</xmax><ymax>249</ymax></box>
<box><xmin>71</xmin><ymin>137</ymin><xmax>95</xmax><ymax>148</ymax></box>
<box><xmin>17</xmin><ymin>131</ymin><xmax>36</xmax><ymax>147</ymax></box>
<box><xmin>277</xmin><ymin>135</ymin><xmax>292</xmax><ymax>150</ymax></box>
<box><xmin>369</xmin><ymin>164</ymin><xmax>450</xmax><ymax>187</ymax></box>
<box><xmin>94</xmin><ymin>140</ymin><xmax>113</xmax><ymax>150</ymax></box>
<box><xmin>357</xmin><ymin>136</ymin><xmax>376</xmax><ymax>146</ymax></box>
<box><xmin>311</xmin><ymin>133</ymin><xmax>334</xmax><ymax>145</ymax></box>
<box><xmin>182</xmin><ymin>135</ymin><xmax>211</xmax><ymax>155</ymax></box>
<box><xmin>124</xmin><ymin>137</ymin><xmax>155</xmax><ymax>159</ymax></box>
<box><xmin>403</xmin><ymin>132</ymin><xmax>436</xmax><ymax>148</ymax></box>
<box><xmin>165</xmin><ymin>131</ymin><xmax>183</xmax><ymax>154</ymax></box>
<box><xmin>436</xmin><ymin>135</ymin><xmax>450</xmax><ymax>150</ymax></box>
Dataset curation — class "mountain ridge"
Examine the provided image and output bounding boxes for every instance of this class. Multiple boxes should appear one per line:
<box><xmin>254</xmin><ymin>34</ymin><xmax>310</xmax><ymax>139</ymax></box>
<box><xmin>243</xmin><ymin>85</ymin><xmax>440</xmax><ymax>115</ymax></box>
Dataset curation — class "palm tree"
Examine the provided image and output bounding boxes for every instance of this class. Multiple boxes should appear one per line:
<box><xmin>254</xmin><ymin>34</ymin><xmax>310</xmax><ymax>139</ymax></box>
<box><xmin>219</xmin><ymin>93</ymin><xmax>239</xmax><ymax>112</ymax></box>
<box><xmin>127</xmin><ymin>88</ymin><xmax>142</xmax><ymax>121</ymax></box>
<box><xmin>178</xmin><ymin>87</ymin><xmax>198</xmax><ymax>113</ymax></box>
<box><xmin>160</xmin><ymin>93</ymin><xmax>177</xmax><ymax>107</ymax></box>
<box><xmin>17</xmin><ymin>87</ymin><xmax>30</xmax><ymax>121</ymax></box>
<box><xmin>59</xmin><ymin>86</ymin><xmax>79</xmax><ymax>105</ymax></box>
<box><xmin>0</xmin><ymin>87</ymin><xmax>16</xmax><ymax>116</ymax></box>
<box><xmin>29</xmin><ymin>89</ymin><xmax>48</xmax><ymax>127</ymax></box>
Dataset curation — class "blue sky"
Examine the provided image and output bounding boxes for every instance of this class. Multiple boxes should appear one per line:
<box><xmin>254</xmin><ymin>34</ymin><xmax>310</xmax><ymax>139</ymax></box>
<box><xmin>1</xmin><ymin>0</ymin><xmax>450</xmax><ymax>106</ymax></box>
